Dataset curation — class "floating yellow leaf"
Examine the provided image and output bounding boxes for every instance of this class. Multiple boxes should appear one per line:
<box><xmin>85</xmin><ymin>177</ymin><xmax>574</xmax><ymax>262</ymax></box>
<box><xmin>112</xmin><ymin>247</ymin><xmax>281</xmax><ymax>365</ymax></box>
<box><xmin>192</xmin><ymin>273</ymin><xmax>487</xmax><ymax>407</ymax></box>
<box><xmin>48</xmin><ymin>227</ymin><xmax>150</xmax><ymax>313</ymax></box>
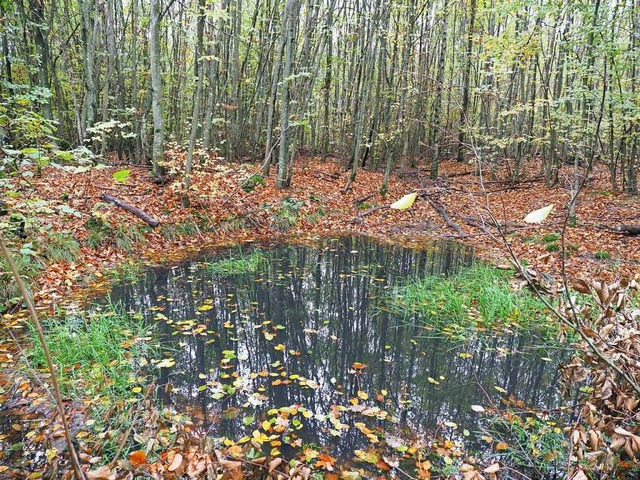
<box><xmin>156</xmin><ymin>358</ymin><xmax>175</xmax><ymax>368</ymax></box>
<box><xmin>354</xmin><ymin>449</ymin><xmax>378</xmax><ymax>464</ymax></box>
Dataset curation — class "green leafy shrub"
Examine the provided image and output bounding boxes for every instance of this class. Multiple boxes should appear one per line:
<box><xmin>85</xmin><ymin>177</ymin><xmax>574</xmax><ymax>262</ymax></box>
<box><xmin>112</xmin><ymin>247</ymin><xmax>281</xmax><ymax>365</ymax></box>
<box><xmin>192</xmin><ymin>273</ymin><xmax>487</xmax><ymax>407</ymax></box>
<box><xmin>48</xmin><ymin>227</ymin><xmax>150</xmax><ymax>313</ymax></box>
<box><xmin>273</xmin><ymin>197</ymin><xmax>304</xmax><ymax>232</ymax></box>
<box><xmin>242</xmin><ymin>174</ymin><xmax>266</xmax><ymax>192</ymax></box>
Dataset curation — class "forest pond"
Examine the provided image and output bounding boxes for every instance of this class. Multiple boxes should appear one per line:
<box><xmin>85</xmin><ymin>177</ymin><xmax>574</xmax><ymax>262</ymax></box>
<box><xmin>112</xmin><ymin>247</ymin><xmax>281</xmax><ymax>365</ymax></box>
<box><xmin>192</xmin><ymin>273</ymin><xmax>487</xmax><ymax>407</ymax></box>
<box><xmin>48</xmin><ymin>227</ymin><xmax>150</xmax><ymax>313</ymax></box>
<box><xmin>107</xmin><ymin>236</ymin><xmax>564</xmax><ymax>466</ymax></box>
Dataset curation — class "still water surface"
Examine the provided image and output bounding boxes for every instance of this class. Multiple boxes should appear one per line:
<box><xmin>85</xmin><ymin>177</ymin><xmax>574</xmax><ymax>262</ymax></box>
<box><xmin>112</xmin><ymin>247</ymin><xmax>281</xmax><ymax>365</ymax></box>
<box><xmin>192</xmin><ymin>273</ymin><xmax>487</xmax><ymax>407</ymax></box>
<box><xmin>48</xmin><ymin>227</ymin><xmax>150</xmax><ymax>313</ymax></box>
<box><xmin>109</xmin><ymin>236</ymin><xmax>563</xmax><ymax>461</ymax></box>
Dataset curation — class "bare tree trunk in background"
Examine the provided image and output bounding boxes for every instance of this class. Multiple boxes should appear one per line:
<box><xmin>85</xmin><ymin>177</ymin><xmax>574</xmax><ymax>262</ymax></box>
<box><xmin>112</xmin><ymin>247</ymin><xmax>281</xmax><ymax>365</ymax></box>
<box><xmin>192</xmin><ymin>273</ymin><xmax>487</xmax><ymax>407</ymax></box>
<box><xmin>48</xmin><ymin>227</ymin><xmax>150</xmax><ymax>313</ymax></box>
<box><xmin>81</xmin><ymin>0</ymin><xmax>98</xmax><ymax>142</ymax></box>
<box><xmin>626</xmin><ymin>0</ymin><xmax>639</xmax><ymax>192</ymax></box>
<box><xmin>277</xmin><ymin>0</ymin><xmax>296</xmax><ymax>188</ymax></box>
<box><xmin>430</xmin><ymin>0</ymin><xmax>449</xmax><ymax>180</ymax></box>
<box><xmin>457</xmin><ymin>0</ymin><xmax>477</xmax><ymax>163</ymax></box>
<box><xmin>30</xmin><ymin>0</ymin><xmax>53</xmax><ymax>121</ymax></box>
<box><xmin>183</xmin><ymin>0</ymin><xmax>206</xmax><ymax>207</ymax></box>
<box><xmin>570</xmin><ymin>0</ymin><xmax>600</xmax><ymax>223</ymax></box>
<box><xmin>0</xmin><ymin>3</ymin><xmax>13</xmax><ymax>88</ymax></box>
<box><xmin>321</xmin><ymin>5</ymin><xmax>333</xmax><ymax>163</ymax></box>
<box><xmin>150</xmin><ymin>0</ymin><xmax>165</xmax><ymax>177</ymax></box>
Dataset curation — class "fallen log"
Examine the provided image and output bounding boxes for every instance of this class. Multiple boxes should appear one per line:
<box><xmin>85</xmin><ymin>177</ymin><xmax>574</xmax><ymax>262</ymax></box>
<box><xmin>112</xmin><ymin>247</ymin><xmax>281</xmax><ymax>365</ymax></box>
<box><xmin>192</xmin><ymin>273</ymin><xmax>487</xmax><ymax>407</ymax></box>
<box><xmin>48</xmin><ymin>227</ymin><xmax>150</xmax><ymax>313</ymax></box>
<box><xmin>616</xmin><ymin>225</ymin><xmax>640</xmax><ymax>235</ymax></box>
<box><xmin>352</xmin><ymin>205</ymin><xmax>388</xmax><ymax>223</ymax></box>
<box><xmin>100</xmin><ymin>193</ymin><xmax>160</xmax><ymax>228</ymax></box>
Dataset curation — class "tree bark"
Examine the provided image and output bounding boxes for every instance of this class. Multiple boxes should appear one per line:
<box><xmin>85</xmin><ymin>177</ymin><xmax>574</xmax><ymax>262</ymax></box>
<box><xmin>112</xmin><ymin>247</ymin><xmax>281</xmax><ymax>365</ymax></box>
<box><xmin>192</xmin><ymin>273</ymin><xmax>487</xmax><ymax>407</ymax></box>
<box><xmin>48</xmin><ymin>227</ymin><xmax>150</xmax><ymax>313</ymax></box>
<box><xmin>276</xmin><ymin>0</ymin><xmax>296</xmax><ymax>188</ymax></box>
<box><xmin>456</xmin><ymin>0</ymin><xmax>477</xmax><ymax>162</ymax></box>
<box><xmin>150</xmin><ymin>0</ymin><xmax>165</xmax><ymax>177</ymax></box>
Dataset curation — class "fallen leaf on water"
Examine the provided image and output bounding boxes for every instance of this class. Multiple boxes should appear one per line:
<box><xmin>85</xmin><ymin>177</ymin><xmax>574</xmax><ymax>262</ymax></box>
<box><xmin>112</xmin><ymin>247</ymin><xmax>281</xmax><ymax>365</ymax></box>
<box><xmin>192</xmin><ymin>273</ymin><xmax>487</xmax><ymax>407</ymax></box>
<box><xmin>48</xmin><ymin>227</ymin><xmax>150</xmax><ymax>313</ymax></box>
<box><xmin>484</xmin><ymin>463</ymin><xmax>500</xmax><ymax>474</ymax></box>
<box><xmin>340</xmin><ymin>471</ymin><xmax>361</xmax><ymax>480</ymax></box>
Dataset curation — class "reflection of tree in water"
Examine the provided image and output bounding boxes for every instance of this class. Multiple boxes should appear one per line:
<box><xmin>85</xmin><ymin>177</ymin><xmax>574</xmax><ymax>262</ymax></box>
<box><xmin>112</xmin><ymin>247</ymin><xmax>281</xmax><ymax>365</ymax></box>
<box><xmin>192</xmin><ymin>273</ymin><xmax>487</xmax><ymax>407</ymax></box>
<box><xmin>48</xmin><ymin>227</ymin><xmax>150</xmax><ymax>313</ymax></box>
<box><xmin>110</xmin><ymin>236</ymin><xmax>563</xmax><ymax>459</ymax></box>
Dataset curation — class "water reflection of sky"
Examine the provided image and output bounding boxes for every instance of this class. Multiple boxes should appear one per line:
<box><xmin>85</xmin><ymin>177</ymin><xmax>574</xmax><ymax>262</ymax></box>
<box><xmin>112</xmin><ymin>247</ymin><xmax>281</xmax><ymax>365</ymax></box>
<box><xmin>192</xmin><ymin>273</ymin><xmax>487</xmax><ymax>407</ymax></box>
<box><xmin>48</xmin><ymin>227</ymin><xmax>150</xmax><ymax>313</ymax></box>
<box><xmin>109</xmin><ymin>236</ymin><xmax>565</xmax><ymax>462</ymax></box>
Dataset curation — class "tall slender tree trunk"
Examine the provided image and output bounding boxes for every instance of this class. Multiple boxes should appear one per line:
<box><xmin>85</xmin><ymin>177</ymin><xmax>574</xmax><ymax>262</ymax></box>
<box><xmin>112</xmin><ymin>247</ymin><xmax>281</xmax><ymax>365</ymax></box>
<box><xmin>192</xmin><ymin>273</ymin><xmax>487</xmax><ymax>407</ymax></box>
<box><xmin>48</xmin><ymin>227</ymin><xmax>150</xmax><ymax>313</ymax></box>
<box><xmin>81</xmin><ymin>0</ymin><xmax>98</xmax><ymax>142</ymax></box>
<box><xmin>321</xmin><ymin>5</ymin><xmax>333</xmax><ymax>163</ymax></box>
<box><xmin>263</xmin><ymin>0</ymin><xmax>284</xmax><ymax>177</ymax></box>
<box><xmin>0</xmin><ymin>3</ymin><xmax>12</xmax><ymax>88</ymax></box>
<box><xmin>430</xmin><ymin>0</ymin><xmax>449</xmax><ymax>180</ymax></box>
<box><xmin>150</xmin><ymin>0</ymin><xmax>165</xmax><ymax>177</ymax></box>
<box><xmin>30</xmin><ymin>0</ymin><xmax>53</xmax><ymax>121</ymax></box>
<box><xmin>570</xmin><ymin>0</ymin><xmax>601</xmax><ymax>222</ymax></box>
<box><xmin>456</xmin><ymin>0</ymin><xmax>476</xmax><ymax>162</ymax></box>
<box><xmin>183</xmin><ymin>0</ymin><xmax>206</xmax><ymax>207</ymax></box>
<box><xmin>277</xmin><ymin>0</ymin><xmax>296</xmax><ymax>188</ymax></box>
<box><xmin>626</xmin><ymin>0</ymin><xmax>639</xmax><ymax>192</ymax></box>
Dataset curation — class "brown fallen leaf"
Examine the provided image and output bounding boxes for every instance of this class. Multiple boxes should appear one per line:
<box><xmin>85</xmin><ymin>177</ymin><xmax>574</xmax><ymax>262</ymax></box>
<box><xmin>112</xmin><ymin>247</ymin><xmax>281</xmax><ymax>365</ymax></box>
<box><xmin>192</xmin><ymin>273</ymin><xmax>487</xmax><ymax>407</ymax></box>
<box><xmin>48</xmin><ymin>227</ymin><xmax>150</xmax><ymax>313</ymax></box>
<box><xmin>483</xmin><ymin>463</ymin><xmax>500</xmax><ymax>474</ymax></box>
<box><xmin>168</xmin><ymin>452</ymin><xmax>183</xmax><ymax>472</ymax></box>
<box><xmin>269</xmin><ymin>457</ymin><xmax>283</xmax><ymax>473</ymax></box>
<box><xmin>86</xmin><ymin>465</ymin><xmax>116</xmax><ymax>480</ymax></box>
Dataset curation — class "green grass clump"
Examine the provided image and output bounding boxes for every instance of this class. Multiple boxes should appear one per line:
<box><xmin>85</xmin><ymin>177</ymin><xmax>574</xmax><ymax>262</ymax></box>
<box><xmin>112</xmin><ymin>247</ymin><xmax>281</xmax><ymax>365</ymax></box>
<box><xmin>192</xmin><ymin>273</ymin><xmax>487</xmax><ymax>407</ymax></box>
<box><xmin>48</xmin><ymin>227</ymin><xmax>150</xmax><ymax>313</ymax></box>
<box><xmin>28</xmin><ymin>307</ymin><xmax>154</xmax><ymax>399</ymax></box>
<box><xmin>483</xmin><ymin>411</ymin><xmax>568</xmax><ymax>477</ymax></box>
<box><xmin>546</xmin><ymin>243</ymin><xmax>560</xmax><ymax>252</ymax></box>
<box><xmin>85</xmin><ymin>217</ymin><xmax>148</xmax><ymax>252</ymax></box>
<box><xmin>542</xmin><ymin>233</ymin><xmax>560</xmax><ymax>243</ymax></box>
<box><xmin>0</xmin><ymin>254</ymin><xmax>38</xmax><ymax>309</ymax></box>
<box><xmin>44</xmin><ymin>232</ymin><xmax>80</xmax><ymax>263</ymax></box>
<box><xmin>386</xmin><ymin>264</ymin><xmax>554</xmax><ymax>338</ymax></box>
<box><xmin>113</xmin><ymin>226</ymin><xmax>141</xmax><ymax>252</ymax></box>
<box><xmin>594</xmin><ymin>251</ymin><xmax>611</xmax><ymax>260</ymax></box>
<box><xmin>205</xmin><ymin>249</ymin><xmax>265</xmax><ymax>276</ymax></box>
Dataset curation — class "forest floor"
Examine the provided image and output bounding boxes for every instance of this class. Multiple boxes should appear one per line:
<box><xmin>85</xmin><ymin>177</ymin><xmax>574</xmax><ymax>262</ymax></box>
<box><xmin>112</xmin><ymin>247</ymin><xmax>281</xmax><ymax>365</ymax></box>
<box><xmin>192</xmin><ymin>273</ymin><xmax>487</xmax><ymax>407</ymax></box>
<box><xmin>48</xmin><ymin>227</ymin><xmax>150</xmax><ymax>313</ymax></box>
<box><xmin>1</xmin><ymin>153</ymin><xmax>639</xmax><ymax>479</ymax></box>
<box><xmin>11</xmin><ymin>152</ymin><xmax>640</xmax><ymax>312</ymax></box>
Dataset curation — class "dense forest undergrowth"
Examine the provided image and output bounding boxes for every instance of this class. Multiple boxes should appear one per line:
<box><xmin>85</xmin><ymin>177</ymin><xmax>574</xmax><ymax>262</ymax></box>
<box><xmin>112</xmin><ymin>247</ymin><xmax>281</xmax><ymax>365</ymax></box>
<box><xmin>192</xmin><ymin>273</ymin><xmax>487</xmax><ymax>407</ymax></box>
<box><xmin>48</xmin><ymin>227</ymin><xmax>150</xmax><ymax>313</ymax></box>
<box><xmin>2</xmin><ymin>153</ymin><xmax>638</xmax><ymax>312</ymax></box>
<box><xmin>2</xmin><ymin>0</ymin><xmax>640</xmax><ymax>476</ymax></box>
<box><xmin>0</xmin><ymin>151</ymin><xmax>639</xmax><ymax>479</ymax></box>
